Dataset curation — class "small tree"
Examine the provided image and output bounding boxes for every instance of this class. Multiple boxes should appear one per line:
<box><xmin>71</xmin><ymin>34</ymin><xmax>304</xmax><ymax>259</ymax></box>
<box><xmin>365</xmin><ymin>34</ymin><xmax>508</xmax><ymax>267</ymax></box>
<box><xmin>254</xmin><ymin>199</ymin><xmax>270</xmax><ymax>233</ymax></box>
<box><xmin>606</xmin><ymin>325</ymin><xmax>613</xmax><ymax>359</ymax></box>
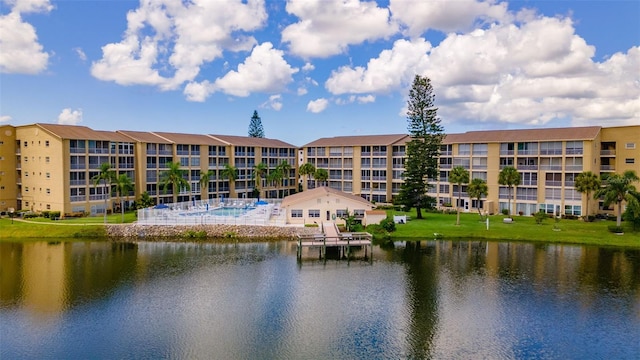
<box><xmin>220</xmin><ymin>164</ymin><xmax>238</xmax><ymax>197</ymax></box>
<box><xmin>468</xmin><ymin>178</ymin><xmax>488</xmax><ymax>220</ymax></box>
<box><xmin>91</xmin><ymin>162</ymin><xmax>115</xmax><ymax>224</ymax></box>
<box><xmin>135</xmin><ymin>191</ymin><xmax>155</xmax><ymax>209</ymax></box>
<box><xmin>252</xmin><ymin>163</ymin><xmax>267</xmax><ymax>199</ymax></box>
<box><xmin>159</xmin><ymin>161</ymin><xmax>190</xmax><ymax>204</ymax></box>
<box><xmin>314</xmin><ymin>168</ymin><xmax>328</xmax><ymax>187</ymax></box>
<box><xmin>299</xmin><ymin>162</ymin><xmax>316</xmax><ymax>190</ymax></box>
<box><xmin>199</xmin><ymin>169</ymin><xmax>215</xmax><ymax>198</ymax></box>
<box><xmin>114</xmin><ymin>173</ymin><xmax>133</xmax><ymax>222</ymax></box>
<box><xmin>575</xmin><ymin>171</ymin><xmax>601</xmax><ymax>221</ymax></box>
<box><xmin>623</xmin><ymin>190</ymin><xmax>640</xmax><ymax>231</ymax></box>
<box><xmin>498</xmin><ymin>166</ymin><xmax>520</xmax><ymax>217</ymax></box>
<box><xmin>596</xmin><ymin>170</ymin><xmax>639</xmax><ymax>227</ymax></box>
<box><xmin>450</xmin><ymin>166</ymin><xmax>469</xmax><ymax>225</ymax></box>
<box><xmin>248</xmin><ymin>110</ymin><xmax>265</xmax><ymax>138</ymax></box>
<box><xmin>339</xmin><ymin>208</ymin><xmax>357</xmax><ymax>232</ymax></box>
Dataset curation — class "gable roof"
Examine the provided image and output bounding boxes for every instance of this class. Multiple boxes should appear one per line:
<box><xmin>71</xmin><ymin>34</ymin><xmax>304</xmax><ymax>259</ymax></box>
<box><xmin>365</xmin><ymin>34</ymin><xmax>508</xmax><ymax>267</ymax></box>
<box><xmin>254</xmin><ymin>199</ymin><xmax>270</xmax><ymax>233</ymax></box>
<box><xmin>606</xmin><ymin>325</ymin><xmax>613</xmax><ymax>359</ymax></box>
<box><xmin>443</xmin><ymin>126</ymin><xmax>602</xmax><ymax>144</ymax></box>
<box><xmin>152</xmin><ymin>132</ymin><xmax>227</xmax><ymax>146</ymax></box>
<box><xmin>36</xmin><ymin>123</ymin><xmax>132</xmax><ymax>141</ymax></box>
<box><xmin>281</xmin><ymin>186</ymin><xmax>374</xmax><ymax>208</ymax></box>
<box><xmin>303</xmin><ymin>134</ymin><xmax>409</xmax><ymax>147</ymax></box>
<box><xmin>210</xmin><ymin>134</ymin><xmax>297</xmax><ymax>148</ymax></box>
<box><xmin>117</xmin><ymin>130</ymin><xmax>174</xmax><ymax>144</ymax></box>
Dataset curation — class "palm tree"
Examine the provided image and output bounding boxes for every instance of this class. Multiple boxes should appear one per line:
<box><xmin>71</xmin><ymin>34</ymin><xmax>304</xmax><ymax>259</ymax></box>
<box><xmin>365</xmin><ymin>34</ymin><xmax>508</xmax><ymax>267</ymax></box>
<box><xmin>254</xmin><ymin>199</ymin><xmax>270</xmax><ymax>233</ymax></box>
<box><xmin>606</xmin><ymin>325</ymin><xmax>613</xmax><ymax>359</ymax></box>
<box><xmin>199</xmin><ymin>169</ymin><xmax>215</xmax><ymax>198</ymax></box>
<box><xmin>267</xmin><ymin>167</ymin><xmax>284</xmax><ymax>198</ymax></box>
<box><xmin>299</xmin><ymin>162</ymin><xmax>316</xmax><ymax>190</ymax></box>
<box><xmin>498</xmin><ymin>166</ymin><xmax>520</xmax><ymax>217</ymax></box>
<box><xmin>574</xmin><ymin>171</ymin><xmax>601</xmax><ymax>221</ymax></box>
<box><xmin>159</xmin><ymin>161</ymin><xmax>190</xmax><ymax>205</ymax></box>
<box><xmin>314</xmin><ymin>168</ymin><xmax>328</xmax><ymax>187</ymax></box>
<box><xmin>220</xmin><ymin>163</ymin><xmax>238</xmax><ymax>197</ymax></box>
<box><xmin>114</xmin><ymin>173</ymin><xmax>133</xmax><ymax>223</ymax></box>
<box><xmin>277</xmin><ymin>160</ymin><xmax>292</xmax><ymax>196</ymax></box>
<box><xmin>252</xmin><ymin>162</ymin><xmax>267</xmax><ymax>199</ymax></box>
<box><xmin>596</xmin><ymin>170</ymin><xmax>639</xmax><ymax>227</ymax></box>
<box><xmin>92</xmin><ymin>162</ymin><xmax>115</xmax><ymax>224</ymax></box>
<box><xmin>450</xmin><ymin>166</ymin><xmax>469</xmax><ymax>225</ymax></box>
<box><xmin>468</xmin><ymin>177</ymin><xmax>488</xmax><ymax>220</ymax></box>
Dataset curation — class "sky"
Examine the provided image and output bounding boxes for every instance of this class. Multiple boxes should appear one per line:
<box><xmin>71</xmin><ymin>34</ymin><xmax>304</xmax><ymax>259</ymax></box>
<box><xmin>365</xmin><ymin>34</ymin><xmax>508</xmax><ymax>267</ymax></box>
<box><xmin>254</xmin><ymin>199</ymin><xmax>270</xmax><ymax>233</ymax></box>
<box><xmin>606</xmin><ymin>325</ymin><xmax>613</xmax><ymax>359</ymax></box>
<box><xmin>1</xmin><ymin>0</ymin><xmax>639</xmax><ymax>147</ymax></box>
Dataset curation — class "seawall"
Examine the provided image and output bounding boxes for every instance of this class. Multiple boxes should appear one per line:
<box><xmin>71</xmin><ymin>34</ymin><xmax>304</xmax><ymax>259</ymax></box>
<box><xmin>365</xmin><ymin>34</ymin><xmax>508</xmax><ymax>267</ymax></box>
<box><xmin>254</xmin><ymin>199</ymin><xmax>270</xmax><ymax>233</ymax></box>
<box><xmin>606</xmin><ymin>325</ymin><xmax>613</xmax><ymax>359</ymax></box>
<box><xmin>106</xmin><ymin>224</ymin><xmax>320</xmax><ymax>241</ymax></box>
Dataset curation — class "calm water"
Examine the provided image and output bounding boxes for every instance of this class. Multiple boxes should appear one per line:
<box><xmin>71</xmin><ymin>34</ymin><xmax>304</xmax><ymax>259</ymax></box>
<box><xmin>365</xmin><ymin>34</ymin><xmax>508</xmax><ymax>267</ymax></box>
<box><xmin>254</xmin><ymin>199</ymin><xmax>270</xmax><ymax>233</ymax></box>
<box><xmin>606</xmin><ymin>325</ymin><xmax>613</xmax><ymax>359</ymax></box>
<box><xmin>1</xmin><ymin>240</ymin><xmax>639</xmax><ymax>359</ymax></box>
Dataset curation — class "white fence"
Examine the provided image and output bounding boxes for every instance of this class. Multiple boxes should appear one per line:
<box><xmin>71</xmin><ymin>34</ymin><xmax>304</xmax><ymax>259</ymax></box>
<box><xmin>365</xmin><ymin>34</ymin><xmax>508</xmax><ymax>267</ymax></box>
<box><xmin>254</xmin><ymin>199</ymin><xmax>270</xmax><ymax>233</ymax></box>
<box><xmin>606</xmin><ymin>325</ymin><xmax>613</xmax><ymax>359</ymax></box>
<box><xmin>137</xmin><ymin>198</ymin><xmax>286</xmax><ymax>226</ymax></box>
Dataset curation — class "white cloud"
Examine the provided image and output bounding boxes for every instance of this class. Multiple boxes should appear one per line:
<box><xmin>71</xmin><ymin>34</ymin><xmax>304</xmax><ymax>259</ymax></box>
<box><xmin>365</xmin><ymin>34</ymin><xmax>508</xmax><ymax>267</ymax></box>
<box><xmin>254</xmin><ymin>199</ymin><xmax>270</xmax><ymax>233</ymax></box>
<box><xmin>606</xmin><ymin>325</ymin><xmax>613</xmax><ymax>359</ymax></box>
<box><xmin>74</xmin><ymin>47</ymin><xmax>87</xmax><ymax>61</ymax></box>
<box><xmin>261</xmin><ymin>94</ymin><xmax>283</xmax><ymax>111</ymax></box>
<box><xmin>297</xmin><ymin>87</ymin><xmax>308</xmax><ymax>96</ymax></box>
<box><xmin>57</xmin><ymin>108</ymin><xmax>83</xmax><ymax>125</ymax></box>
<box><xmin>184</xmin><ymin>80</ymin><xmax>214</xmax><ymax>102</ymax></box>
<box><xmin>282</xmin><ymin>0</ymin><xmax>397</xmax><ymax>58</ymax></box>
<box><xmin>0</xmin><ymin>0</ymin><xmax>51</xmax><ymax>74</ymax></box>
<box><xmin>307</xmin><ymin>98</ymin><xmax>329</xmax><ymax>113</ymax></box>
<box><xmin>357</xmin><ymin>94</ymin><xmax>376</xmax><ymax>103</ymax></box>
<box><xmin>92</xmin><ymin>0</ymin><xmax>267</xmax><ymax>91</ymax></box>
<box><xmin>390</xmin><ymin>0</ymin><xmax>509</xmax><ymax>35</ymax></box>
<box><xmin>213</xmin><ymin>42</ymin><xmax>299</xmax><ymax>97</ymax></box>
<box><xmin>325</xmin><ymin>38</ymin><xmax>431</xmax><ymax>94</ymax></box>
<box><xmin>302</xmin><ymin>62</ymin><xmax>315</xmax><ymax>71</ymax></box>
<box><xmin>0</xmin><ymin>115</ymin><xmax>12</xmax><ymax>123</ymax></box>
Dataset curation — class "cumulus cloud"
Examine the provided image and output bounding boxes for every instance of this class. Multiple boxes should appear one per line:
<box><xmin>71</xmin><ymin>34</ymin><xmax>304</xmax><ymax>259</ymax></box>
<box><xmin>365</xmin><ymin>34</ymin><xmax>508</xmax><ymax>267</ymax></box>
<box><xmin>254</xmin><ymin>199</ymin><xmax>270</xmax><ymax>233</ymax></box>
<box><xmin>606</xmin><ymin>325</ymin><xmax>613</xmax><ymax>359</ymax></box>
<box><xmin>390</xmin><ymin>0</ymin><xmax>509</xmax><ymax>35</ymax></box>
<box><xmin>0</xmin><ymin>0</ymin><xmax>51</xmax><ymax>74</ymax></box>
<box><xmin>282</xmin><ymin>0</ymin><xmax>397</xmax><ymax>58</ymax></box>
<box><xmin>214</xmin><ymin>42</ymin><xmax>299</xmax><ymax>96</ymax></box>
<box><xmin>262</xmin><ymin>94</ymin><xmax>283</xmax><ymax>111</ymax></box>
<box><xmin>57</xmin><ymin>108</ymin><xmax>83</xmax><ymax>125</ymax></box>
<box><xmin>0</xmin><ymin>115</ymin><xmax>12</xmax><ymax>123</ymax></box>
<box><xmin>326</xmin><ymin>38</ymin><xmax>431</xmax><ymax>94</ymax></box>
<box><xmin>307</xmin><ymin>98</ymin><xmax>329</xmax><ymax>113</ymax></box>
<box><xmin>92</xmin><ymin>0</ymin><xmax>267</xmax><ymax>91</ymax></box>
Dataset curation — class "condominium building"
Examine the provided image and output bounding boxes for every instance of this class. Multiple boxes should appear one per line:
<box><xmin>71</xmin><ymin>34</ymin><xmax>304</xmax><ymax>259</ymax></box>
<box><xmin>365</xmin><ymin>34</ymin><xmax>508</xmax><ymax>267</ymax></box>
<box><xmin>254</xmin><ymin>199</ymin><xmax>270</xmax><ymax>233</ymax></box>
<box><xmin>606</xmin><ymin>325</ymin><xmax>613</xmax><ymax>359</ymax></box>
<box><xmin>1</xmin><ymin>123</ymin><xmax>637</xmax><ymax>218</ymax></box>
<box><xmin>301</xmin><ymin>134</ymin><xmax>410</xmax><ymax>203</ymax></box>
<box><xmin>0</xmin><ymin>124</ymin><xmax>297</xmax><ymax>216</ymax></box>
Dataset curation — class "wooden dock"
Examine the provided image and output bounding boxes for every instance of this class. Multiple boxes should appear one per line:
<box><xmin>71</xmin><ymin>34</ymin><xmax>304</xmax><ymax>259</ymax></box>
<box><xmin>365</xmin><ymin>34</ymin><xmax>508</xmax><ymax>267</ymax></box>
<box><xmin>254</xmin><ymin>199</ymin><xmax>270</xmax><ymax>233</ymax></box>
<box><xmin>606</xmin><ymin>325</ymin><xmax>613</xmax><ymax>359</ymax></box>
<box><xmin>297</xmin><ymin>222</ymin><xmax>373</xmax><ymax>260</ymax></box>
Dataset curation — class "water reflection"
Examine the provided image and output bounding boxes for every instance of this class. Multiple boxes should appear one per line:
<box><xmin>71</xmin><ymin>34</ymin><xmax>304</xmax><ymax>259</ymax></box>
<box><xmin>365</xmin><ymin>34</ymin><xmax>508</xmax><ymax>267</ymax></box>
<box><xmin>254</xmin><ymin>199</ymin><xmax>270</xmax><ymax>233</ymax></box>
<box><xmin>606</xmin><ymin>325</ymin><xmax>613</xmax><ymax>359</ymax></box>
<box><xmin>1</xmin><ymin>240</ymin><xmax>638</xmax><ymax>359</ymax></box>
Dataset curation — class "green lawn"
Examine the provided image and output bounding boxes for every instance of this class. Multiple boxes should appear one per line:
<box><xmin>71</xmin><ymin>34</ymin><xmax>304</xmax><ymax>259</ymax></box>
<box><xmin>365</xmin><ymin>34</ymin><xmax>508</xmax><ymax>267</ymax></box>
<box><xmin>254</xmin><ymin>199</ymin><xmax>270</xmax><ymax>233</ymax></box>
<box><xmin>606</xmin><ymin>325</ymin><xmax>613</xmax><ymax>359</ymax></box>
<box><xmin>0</xmin><ymin>212</ymin><xmax>137</xmax><ymax>240</ymax></box>
<box><xmin>388</xmin><ymin>210</ymin><xmax>640</xmax><ymax>248</ymax></box>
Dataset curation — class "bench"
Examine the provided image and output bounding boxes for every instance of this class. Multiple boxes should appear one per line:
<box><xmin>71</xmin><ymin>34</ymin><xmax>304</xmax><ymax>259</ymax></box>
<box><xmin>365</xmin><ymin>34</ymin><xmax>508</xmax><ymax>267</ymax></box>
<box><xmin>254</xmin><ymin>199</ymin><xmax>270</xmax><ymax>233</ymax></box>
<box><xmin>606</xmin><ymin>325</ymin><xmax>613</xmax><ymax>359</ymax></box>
<box><xmin>503</xmin><ymin>218</ymin><xmax>513</xmax><ymax>223</ymax></box>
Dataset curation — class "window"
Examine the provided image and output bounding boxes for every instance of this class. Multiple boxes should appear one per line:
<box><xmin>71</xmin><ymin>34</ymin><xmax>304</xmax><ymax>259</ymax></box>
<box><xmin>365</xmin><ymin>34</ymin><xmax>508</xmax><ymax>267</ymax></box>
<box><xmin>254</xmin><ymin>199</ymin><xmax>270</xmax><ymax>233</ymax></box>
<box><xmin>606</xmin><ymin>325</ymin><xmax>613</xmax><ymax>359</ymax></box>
<box><xmin>439</xmin><ymin>184</ymin><xmax>450</xmax><ymax>193</ymax></box>
<box><xmin>472</xmin><ymin>171</ymin><xmax>487</xmax><ymax>180</ymax></box>
<box><xmin>46</xmin><ymin>204</ymin><xmax>51</xmax><ymax>210</ymax></box>
<box><xmin>625</xmin><ymin>143</ymin><xmax>636</xmax><ymax>149</ymax></box>
<box><xmin>180</xmin><ymin>157</ymin><xmax>189</xmax><ymax>166</ymax></box>
<box><xmin>336</xmin><ymin>209</ymin><xmax>348</xmax><ymax>218</ymax></box>
<box><xmin>500</xmin><ymin>143</ymin><xmax>514</xmax><ymax>155</ymax></box>
<box><xmin>540</xmin><ymin>141</ymin><xmax>562</xmax><ymax>155</ymax></box>
<box><xmin>46</xmin><ymin>188</ymin><xmax>50</xmax><ymax>195</ymax></box>
<box><xmin>520</xmin><ymin>172</ymin><xmax>538</xmax><ymax>186</ymax></box>
<box><xmin>308</xmin><ymin>209</ymin><xmax>320</xmax><ymax>218</ymax></box>
<box><xmin>46</xmin><ymin>172</ymin><xmax>50</xmax><ymax>179</ymax></box>
<box><xmin>565</xmin><ymin>205</ymin><xmax>582</xmax><ymax>216</ymax></box>
<box><xmin>566</xmin><ymin>141</ymin><xmax>583</xmax><ymax>155</ymax></box>
<box><xmin>472</xmin><ymin>143</ymin><xmax>488</xmax><ymax>155</ymax></box>
<box><xmin>545</xmin><ymin>188</ymin><xmax>562</xmax><ymax>200</ymax></box>
<box><xmin>626</xmin><ymin>158</ymin><xmax>635</xmax><ymax>164</ymax></box>
<box><xmin>291</xmin><ymin>209</ymin><xmax>303</xmax><ymax>218</ymax></box>
<box><xmin>517</xmin><ymin>142</ymin><xmax>538</xmax><ymax>155</ymax></box>
<box><xmin>45</xmin><ymin>140</ymin><xmax>50</xmax><ymax>147</ymax></box>
<box><xmin>458</xmin><ymin>144</ymin><xmax>471</xmax><ymax>155</ymax></box>
<box><xmin>45</xmin><ymin>156</ymin><xmax>50</xmax><ymax>163</ymax></box>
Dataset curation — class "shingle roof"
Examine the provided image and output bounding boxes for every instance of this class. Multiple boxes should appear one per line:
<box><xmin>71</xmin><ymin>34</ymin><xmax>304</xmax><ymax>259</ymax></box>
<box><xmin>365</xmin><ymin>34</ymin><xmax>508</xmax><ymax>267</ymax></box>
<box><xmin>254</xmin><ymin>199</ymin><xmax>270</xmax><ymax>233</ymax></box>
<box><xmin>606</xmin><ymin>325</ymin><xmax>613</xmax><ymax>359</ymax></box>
<box><xmin>302</xmin><ymin>134</ymin><xmax>409</xmax><ymax>147</ymax></box>
<box><xmin>37</xmin><ymin>123</ymin><xmax>132</xmax><ymax>141</ymax></box>
<box><xmin>152</xmin><ymin>132</ymin><xmax>227</xmax><ymax>146</ymax></box>
<box><xmin>210</xmin><ymin>134</ymin><xmax>297</xmax><ymax>148</ymax></box>
<box><xmin>443</xmin><ymin>126</ymin><xmax>602</xmax><ymax>144</ymax></box>
<box><xmin>117</xmin><ymin>130</ymin><xmax>174</xmax><ymax>144</ymax></box>
<box><xmin>281</xmin><ymin>186</ymin><xmax>374</xmax><ymax>208</ymax></box>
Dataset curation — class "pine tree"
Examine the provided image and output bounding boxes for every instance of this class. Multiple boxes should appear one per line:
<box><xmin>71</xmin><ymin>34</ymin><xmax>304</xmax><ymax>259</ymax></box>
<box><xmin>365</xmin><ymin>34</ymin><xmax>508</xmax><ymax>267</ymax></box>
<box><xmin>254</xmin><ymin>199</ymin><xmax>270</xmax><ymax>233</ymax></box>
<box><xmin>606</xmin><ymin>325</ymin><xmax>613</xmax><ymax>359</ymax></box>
<box><xmin>248</xmin><ymin>110</ymin><xmax>265</xmax><ymax>138</ymax></box>
<box><xmin>397</xmin><ymin>75</ymin><xmax>445</xmax><ymax>219</ymax></box>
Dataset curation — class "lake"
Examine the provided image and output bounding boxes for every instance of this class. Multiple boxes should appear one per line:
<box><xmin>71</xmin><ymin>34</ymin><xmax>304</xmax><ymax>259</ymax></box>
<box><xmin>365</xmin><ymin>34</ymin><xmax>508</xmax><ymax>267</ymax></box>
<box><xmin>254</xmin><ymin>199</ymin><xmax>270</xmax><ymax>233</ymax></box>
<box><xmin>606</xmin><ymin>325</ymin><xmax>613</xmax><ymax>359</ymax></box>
<box><xmin>1</xmin><ymin>240</ymin><xmax>639</xmax><ymax>359</ymax></box>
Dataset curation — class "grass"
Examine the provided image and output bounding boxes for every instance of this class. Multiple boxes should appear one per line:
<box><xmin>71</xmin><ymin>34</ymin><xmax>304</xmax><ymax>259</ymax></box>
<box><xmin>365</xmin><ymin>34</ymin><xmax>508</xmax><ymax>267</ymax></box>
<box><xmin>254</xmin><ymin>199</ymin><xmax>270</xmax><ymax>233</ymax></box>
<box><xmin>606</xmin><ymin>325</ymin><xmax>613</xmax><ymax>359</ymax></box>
<box><xmin>0</xmin><ymin>212</ymin><xmax>137</xmax><ymax>240</ymax></box>
<box><xmin>387</xmin><ymin>210</ymin><xmax>640</xmax><ymax>248</ymax></box>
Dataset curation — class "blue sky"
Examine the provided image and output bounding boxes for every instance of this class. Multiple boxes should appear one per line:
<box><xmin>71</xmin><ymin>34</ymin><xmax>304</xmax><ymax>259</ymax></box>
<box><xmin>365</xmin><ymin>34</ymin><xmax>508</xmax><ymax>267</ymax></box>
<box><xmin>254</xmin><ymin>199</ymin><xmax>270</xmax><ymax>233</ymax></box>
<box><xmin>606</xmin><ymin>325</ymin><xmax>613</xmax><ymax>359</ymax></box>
<box><xmin>1</xmin><ymin>0</ymin><xmax>638</xmax><ymax>146</ymax></box>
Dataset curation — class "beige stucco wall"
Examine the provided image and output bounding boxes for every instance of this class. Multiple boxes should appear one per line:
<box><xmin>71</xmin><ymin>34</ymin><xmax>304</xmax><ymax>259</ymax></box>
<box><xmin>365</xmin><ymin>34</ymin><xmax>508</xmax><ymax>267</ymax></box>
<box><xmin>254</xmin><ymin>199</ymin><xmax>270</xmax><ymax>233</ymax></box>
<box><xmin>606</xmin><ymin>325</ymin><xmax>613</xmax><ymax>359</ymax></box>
<box><xmin>283</xmin><ymin>192</ymin><xmax>373</xmax><ymax>225</ymax></box>
<box><xmin>0</xmin><ymin>125</ymin><xmax>17</xmax><ymax>212</ymax></box>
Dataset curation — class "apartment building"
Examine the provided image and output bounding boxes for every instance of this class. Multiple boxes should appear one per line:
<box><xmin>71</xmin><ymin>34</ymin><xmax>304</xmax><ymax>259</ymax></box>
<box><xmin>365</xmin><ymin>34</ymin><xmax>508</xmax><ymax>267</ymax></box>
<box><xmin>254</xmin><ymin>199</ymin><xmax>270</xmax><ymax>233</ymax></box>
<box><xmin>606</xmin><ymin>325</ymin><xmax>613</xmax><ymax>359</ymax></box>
<box><xmin>431</xmin><ymin>125</ymin><xmax>639</xmax><ymax>216</ymax></box>
<box><xmin>301</xmin><ymin>134</ymin><xmax>411</xmax><ymax>203</ymax></box>
<box><xmin>1</xmin><ymin>123</ymin><xmax>637</xmax><ymax>218</ymax></box>
<box><xmin>0</xmin><ymin>124</ymin><xmax>298</xmax><ymax>215</ymax></box>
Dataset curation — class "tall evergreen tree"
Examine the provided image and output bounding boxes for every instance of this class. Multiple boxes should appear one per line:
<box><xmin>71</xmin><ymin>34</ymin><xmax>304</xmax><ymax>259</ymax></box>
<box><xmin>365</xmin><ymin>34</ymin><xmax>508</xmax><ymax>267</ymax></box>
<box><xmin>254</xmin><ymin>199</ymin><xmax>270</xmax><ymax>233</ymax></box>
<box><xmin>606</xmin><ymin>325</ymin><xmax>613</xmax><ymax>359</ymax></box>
<box><xmin>248</xmin><ymin>110</ymin><xmax>265</xmax><ymax>138</ymax></box>
<box><xmin>397</xmin><ymin>75</ymin><xmax>445</xmax><ymax>219</ymax></box>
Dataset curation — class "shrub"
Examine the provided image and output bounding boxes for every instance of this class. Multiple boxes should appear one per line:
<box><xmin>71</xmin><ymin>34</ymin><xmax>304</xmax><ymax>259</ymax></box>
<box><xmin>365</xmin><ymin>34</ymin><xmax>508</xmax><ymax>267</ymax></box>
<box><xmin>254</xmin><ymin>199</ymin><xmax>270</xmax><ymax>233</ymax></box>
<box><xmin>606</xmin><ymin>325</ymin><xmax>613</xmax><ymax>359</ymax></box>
<box><xmin>50</xmin><ymin>211</ymin><xmax>61</xmax><ymax>220</ymax></box>
<box><xmin>23</xmin><ymin>212</ymin><xmax>39</xmax><ymax>219</ymax></box>
<box><xmin>501</xmin><ymin>209</ymin><xmax>509</xmax><ymax>216</ymax></box>
<box><xmin>184</xmin><ymin>230</ymin><xmax>207</xmax><ymax>238</ymax></box>
<box><xmin>42</xmin><ymin>211</ymin><xmax>51</xmax><ymax>218</ymax></box>
<box><xmin>380</xmin><ymin>216</ymin><xmax>396</xmax><ymax>232</ymax></box>
<box><xmin>534</xmin><ymin>211</ymin><xmax>547</xmax><ymax>225</ymax></box>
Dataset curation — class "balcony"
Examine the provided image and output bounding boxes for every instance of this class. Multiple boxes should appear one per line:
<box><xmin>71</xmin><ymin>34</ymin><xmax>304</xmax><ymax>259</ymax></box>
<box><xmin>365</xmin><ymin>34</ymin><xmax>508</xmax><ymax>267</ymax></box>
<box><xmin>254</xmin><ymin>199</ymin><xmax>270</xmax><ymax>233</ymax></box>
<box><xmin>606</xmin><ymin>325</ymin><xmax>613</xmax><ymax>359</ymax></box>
<box><xmin>600</xmin><ymin>149</ymin><xmax>616</xmax><ymax>156</ymax></box>
<box><xmin>88</xmin><ymin>148</ymin><xmax>110</xmax><ymax>154</ymax></box>
<box><xmin>70</xmin><ymin>147</ymin><xmax>86</xmax><ymax>154</ymax></box>
<box><xmin>540</xmin><ymin>165</ymin><xmax>562</xmax><ymax>171</ymax></box>
<box><xmin>159</xmin><ymin>150</ymin><xmax>172</xmax><ymax>155</ymax></box>
<box><xmin>70</xmin><ymin>195</ymin><xmax>85</xmax><ymax>202</ymax></box>
<box><xmin>565</xmin><ymin>165</ymin><xmax>583</xmax><ymax>171</ymax></box>
<box><xmin>500</xmin><ymin>150</ymin><xmax>514</xmax><ymax>156</ymax></box>
<box><xmin>517</xmin><ymin>165</ymin><xmax>538</xmax><ymax>170</ymax></box>
<box><xmin>600</xmin><ymin>165</ymin><xmax>615</xmax><ymax>171</ymax></box>
<box><xmin>565</xmin><ymin>148</ymin><xmax>583</xmax><ymax>155</ymax></box>
<box><xmin>70</xmin><ymin>180</ymin><xmax>86</xmax><ymax>186</ymax></box>
<box><xmin>545</xmin><ymin>181</ymin><xmax>562</xmax><ymax>187</ymax></box>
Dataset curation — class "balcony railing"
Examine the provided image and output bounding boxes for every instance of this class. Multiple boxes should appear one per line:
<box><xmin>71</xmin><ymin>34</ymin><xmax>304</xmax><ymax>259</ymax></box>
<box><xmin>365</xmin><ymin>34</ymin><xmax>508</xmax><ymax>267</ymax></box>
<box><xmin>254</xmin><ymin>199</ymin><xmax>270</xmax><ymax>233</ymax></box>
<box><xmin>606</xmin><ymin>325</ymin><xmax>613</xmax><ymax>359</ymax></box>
<box><xmin>565</xmin><ymin>165</ymin><xmax>583</xmax><ymax>171</ymax></box>
<box><xmin>566</xmin><ymin>149</ymin><xmax>583</xmax><ymax>155</ymax></box>
<box><xmin>517</xmin><ymin>165</ymin><xmax>538</xmax><ymax>170</ymax></box>
<box><xmin>600</xmin><ymin>165</ymin><xmax>615</xmax><ymax>171</ymax></box>
<box><xmin>545</xmin><ymin>181</ymin><xmax>562</xmax><ymax>187</ymax></box>
<box><xmin>70</xmin><ymin>195</ymin><xmax>85</xmax><ymax>202</ymax></box>
<box><xmin>70</xmin><ymin>180</ymin><xmax>86</xmax><ymax>186</ymax></box>
<box><xmin>600</xmin><ymin>150</ymin><xmax>616</xmax><ymax>156</ymax></box>
<box><xmin>500</xmin><ymin>150</ymin><xmax>514</xmax><ymax>155</ymax></box>
<box><xmin>540</xmin><ymin>165</ymin><xmax>562</xmax><ymax>171</ymax></box>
